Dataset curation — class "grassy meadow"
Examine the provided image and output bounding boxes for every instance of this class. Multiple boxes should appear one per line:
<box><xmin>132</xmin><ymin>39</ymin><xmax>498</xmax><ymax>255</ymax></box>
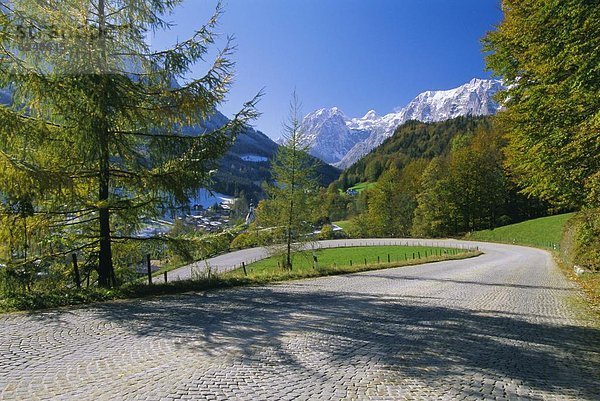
<box><xmin>338</xmin><ymin>182</ymin><xmax>376</xmax><ymax>194</ymax></box>
<box><xmin>465</xmin><ymin>213</ymin><xmax>574</xmax><ymax>249</ymax></box>
<box><xmin>224</xmin><ymin>245</ymin><xmax>476</xmax><ymax>281</ymax></box>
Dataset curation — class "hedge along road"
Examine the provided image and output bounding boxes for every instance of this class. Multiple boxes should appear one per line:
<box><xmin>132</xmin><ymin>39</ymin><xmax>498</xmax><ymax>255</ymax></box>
<box><xmin>1</xmin><ymin>240</ymin><xmax>599</xmax><ymax>400</ymax></box>
<box><xmin>161</xmin><ymin>238</ymin><xmax>480</xmax><ymax>281</ymax></box>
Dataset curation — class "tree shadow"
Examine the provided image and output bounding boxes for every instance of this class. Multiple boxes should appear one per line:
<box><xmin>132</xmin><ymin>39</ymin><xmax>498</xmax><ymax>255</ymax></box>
<box><xmin>84</xmin><ymin>286</ymin><xmax>600</xmax><ymax>399</ymax></box>
<box><xmin>353</xmin><ymin>272</ymin><xmax>577</xmax><ymax>291</ymax></box>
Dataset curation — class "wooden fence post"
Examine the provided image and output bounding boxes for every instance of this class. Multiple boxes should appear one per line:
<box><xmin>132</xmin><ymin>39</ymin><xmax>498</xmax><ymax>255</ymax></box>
<box><xmin>242</xmin><ymin>262</ymin><xmax>247</xmax><ymax>276</ymax></box>
<box><xmin>147</xmin><ymin>254</ymin><xmax>152</xmax><ymax>285</ymax></box>
<box><xmin>164</xmin><ymin>271</ymin><xmax>167</xmax><ymax>283</ymax></box>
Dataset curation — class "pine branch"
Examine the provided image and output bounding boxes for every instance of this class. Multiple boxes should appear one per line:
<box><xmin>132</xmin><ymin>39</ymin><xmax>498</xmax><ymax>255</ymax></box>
<box><xmin>49</xmin><ymin>216</ymin><xmax>100</xmax><ymax>229</ymax></box>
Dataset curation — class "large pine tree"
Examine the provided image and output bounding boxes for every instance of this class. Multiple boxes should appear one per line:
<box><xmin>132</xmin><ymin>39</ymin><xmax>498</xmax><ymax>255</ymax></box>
<box><xmin>0</xmin><ymin>1</ymin><xmax>258</xmax><ymax>287</ymax></box>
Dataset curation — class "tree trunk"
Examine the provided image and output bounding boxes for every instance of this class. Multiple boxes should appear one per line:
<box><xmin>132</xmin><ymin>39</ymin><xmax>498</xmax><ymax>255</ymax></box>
<box><xmin>286</xmin><ymin>227</ymin><xmax>292</xmax><ymax>270</ymax></box>
<box><xmin>98</xmin><ymin>130</ymin><xmax>114</xmax><ymax>288</ymax></box>
<box><xmin>96</xmin><ymin>0</ymin><xmax>114</xmax><ymax>288</ymax></box>
<box><xmin>286</xmin><ymin>197</ymin><xmax>293</xmax><ymax>270</ymax></box>
<box><xmin>286</xmin><ymin>133</ymin><xmax>296</xmax><ymax>270</ymax></box>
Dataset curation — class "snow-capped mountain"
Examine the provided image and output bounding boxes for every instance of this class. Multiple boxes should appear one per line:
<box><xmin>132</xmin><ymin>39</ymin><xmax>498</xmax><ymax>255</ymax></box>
<box><xmin>301</xmin><ymin>78</ymin><xmax>505</xmax><ymax>169</ymax></box>
<box><xmin>295</xmin><ymin>107</ymin><xmax>370</xmax><ymax>164</ymax></box>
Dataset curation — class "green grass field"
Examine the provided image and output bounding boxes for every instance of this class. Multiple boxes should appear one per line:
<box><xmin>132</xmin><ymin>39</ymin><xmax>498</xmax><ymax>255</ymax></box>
<box><xmin>339</xmin><ymin>182</ymin><xmax>376</xmax><ymax>195</ymax></box>
<box><xmin>465</xmin><ymin>213</ymin><xmax>575</xmax><ymax>248</ymax></box>
<box><xmin>225</xmin><ymin>245</ymin><xmax>472</xmax><ymax>280</ymax></box>
<box><xmin>349</xmin><ymin>182</ymin><xmax>375</xmax><ymax>192</ymax></box>
<box><xmin>333</xmin><ymin>220</ymin><xmax>351</xmax><ymax>231</ymax></box>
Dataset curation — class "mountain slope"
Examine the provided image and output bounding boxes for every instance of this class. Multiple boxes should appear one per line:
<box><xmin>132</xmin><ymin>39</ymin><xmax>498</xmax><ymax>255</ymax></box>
<box><xmin>0</xmin><ymin>91</ymin><xmax>338</xmax><ymax>202</ymax></box>
<box><xmin>336</xmin><ymin>115</ymin><xmax>493</xmax><ymax>187</ymax></box>
<box><xmin>182</xmin><ymin>111</ymin><xmax>340</xmax><ymax>202</ymax></box>
<box><xmin>301</xmin><ymin>78</ymin><xmax>505</xmax><ymax>168</ymax></box>
<box><xmin>298</xmin><ymin>107</ymin><xmax>370</xmax><ymax>164</ymax></box>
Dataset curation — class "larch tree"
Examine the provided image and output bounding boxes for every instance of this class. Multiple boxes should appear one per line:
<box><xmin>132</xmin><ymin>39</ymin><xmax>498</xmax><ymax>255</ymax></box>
<box><xmin>0</xmin><ymin>0</ymin><xmax>259</xmax><ymax>287</ymax></box>
<box><xmin>257</xmin><ymin>93</ymin><xmax>318</xmax><ymax>270</ymax></box>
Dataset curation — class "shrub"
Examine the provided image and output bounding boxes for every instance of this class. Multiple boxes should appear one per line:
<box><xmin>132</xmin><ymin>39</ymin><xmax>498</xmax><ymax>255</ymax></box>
<box><xmin>345</xmin><ymin>215</ymin><xmax>370</xmax><ymax>238</ymax></box>
<box><xmin>229</xmin><ymin>232</ymin><xmax>257</xmax><ymax>249</ymax></box>
<box><xmin>561</xmin><ymin>209</ymin><xmax>600</xmax><ymax>272</ymax></box>
<box><xmin>317</xmin><ymin>225</ymin><xmax>335</xmax><ymax>240</ymax></box>
<box><xmin>229</xmin><ymin>227</ymin><xmax>279</xmax><ymax>250</ymax></box>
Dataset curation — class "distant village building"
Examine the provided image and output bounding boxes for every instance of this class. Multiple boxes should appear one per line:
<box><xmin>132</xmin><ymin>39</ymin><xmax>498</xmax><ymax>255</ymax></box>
<box><xmin>245</xmin><ymin>204</ymin><xmax>256</xmax><ymax>225</ymax></box>
<box><xmin>346</xmin><ymin>189</ymin><xmax>359</xmax><ymax>196</ymax></box>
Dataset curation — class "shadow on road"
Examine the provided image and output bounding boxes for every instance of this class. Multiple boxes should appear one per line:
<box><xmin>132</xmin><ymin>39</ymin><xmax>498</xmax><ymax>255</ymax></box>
<box><xmin>355</xmin><ymin>272</ymin><xmax>577</xmax><ymax>292</ymax></box>
<box><xmin>73</xmin><ymin>286</ymin><xmax>600</xmax><ymax>399</ymax></box>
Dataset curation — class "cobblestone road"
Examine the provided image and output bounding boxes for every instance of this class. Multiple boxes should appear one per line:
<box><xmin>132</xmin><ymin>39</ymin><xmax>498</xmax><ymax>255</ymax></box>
<box><xmin>1</xmin><ymin>240</ymin><xmax>599</xmax><ymax>400</ymax></box>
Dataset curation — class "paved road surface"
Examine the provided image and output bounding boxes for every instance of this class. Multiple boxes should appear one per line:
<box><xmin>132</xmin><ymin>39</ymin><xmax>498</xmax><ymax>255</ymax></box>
<box><xmin>1</xmin><ymin>240</ymin><xmax>599</xmax><ymax>400</ymax></box>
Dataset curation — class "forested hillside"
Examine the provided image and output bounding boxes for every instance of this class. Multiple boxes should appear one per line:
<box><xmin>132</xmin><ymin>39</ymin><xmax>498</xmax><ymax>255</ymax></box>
<box><xmin>212</xmin><ymin>132</ymin><xmax>340</xmax><ymax>202</ymax></box>
<box><xmin>335</xmin><ymin>116</ymin><xmax>492</xmax><ymax>188</ymax></box>
<box><xmin>320</xmin><ymin>116</ymin><xmax>552</xmax><ymax>235</ymax></box>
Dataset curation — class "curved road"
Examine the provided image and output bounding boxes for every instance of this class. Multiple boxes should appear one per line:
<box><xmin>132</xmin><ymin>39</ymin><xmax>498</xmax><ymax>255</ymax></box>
<box><xmin>164</xmin><ymin>238</ymin><xmax>480</xmax><ymax>280</ymax></box>
<box><xmin>1</xmin><ymin>240</ymin><xmax>599</xmax><ymax>400</ymax></box>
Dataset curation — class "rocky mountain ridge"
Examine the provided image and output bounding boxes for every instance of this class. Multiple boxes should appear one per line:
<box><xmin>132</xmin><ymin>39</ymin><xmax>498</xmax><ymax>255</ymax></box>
<box><xmin>299</xmin><ymin>78</ymin><xmax>505</xmax><ymax>168</ymax></box>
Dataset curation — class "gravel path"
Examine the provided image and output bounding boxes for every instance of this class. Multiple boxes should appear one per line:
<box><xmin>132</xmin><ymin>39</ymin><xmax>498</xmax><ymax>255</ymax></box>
<box><xmin>1</xmin><ymin>240</ymin><xmax>599</xmax><ymax>400</ymax></box>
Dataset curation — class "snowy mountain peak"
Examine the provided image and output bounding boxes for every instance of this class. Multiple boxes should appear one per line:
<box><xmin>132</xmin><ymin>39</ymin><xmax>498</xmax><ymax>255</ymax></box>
<box><xmin>299</xmin><ymin>107</ymin><xmax>370</xmax><ymax>165</ymax></box>
<box><xmin>308</xmin><ymin>107</ymin><xmax>347</xmax><ymax>121</ymax></box>
<box><xmin>362</xmin><ymin>110</ymin><xmax>378</xmax><ymax>120</ymax></box>
<box><xmin>400</xmin><ymin>78</ymin><xmax>504</xmax><ymax>124</ymax></box>
<box><xmin>300</xmin><ymin>78</ymin><xmax>505</xmax><ymax>168</ymax></box>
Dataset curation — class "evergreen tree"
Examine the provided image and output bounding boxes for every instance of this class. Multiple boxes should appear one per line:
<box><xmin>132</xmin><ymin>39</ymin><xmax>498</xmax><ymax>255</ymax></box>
<box><xmin>0</xmin><ymin>1</ymin><xmax>259</xmax><ymax>287</ymax></box>
<box><xmin>256</xmin><ymin>93</ymin><xmax>318</xmax><ymax>270</ymax></box>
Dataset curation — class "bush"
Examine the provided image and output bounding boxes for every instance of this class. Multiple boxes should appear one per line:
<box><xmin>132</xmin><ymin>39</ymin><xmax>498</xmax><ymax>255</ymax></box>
<box><xmin>345</xmin><ymin>214</ymin><xmax>372</xmax><ymax>238</ymax></box>
<box><xmin>167</xmin><ymin>226</ymin><xmax>244</xmax><ymax>263</ymax></box>
<box><xmin>0</xmin><ymin>258</ymin><xmax>74</xmax><ymax>297</ymax></box>
<box><xmin>497</xmin><ymin>215</ymin><xmax>512</xmax><ymax>227</ymax></box>
<box><xmin>229</xmin><ymin>232</ymin><xmax>257</xmax><ymax>249</ymax></box>
<box><xmin>229</xmin><ymin>227</ymin><xmax>279</xmax><ymax>250</ymax></box>
<box><xmin>561</xmin><ymin>209</ymin><xmax>600</xmax><ymax>272</ymax></box>
<box><xmin>317</xmin><ymin>225</ymin><xmax>335</xmax><ymax>240</ymax></box>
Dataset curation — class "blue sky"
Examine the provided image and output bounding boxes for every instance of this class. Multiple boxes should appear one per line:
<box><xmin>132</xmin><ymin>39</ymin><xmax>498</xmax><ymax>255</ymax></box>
<box><xmin>151</xmin><ymin>0</ymin><xmax>503</xmax><ymax>139</ymax></box>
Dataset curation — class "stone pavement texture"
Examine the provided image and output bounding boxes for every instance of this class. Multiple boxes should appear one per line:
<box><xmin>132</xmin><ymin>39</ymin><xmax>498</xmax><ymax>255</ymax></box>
<box><xmin>0</xmin><ymin>240</ymin><xmax>599</xmax><ymax>400</ymax></box>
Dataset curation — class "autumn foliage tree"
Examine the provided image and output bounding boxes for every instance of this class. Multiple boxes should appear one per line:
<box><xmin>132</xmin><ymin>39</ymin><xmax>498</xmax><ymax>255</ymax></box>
<box><xmin>483</xmin><ymin>0</ymin><xmax>600</xmax><ymax>209</ymax></box>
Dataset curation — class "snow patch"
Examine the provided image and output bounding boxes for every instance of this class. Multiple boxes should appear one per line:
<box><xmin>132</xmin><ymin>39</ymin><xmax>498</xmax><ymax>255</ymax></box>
<box><xmin>190</xmin><ymin>189</ymin><xmax>234</xmax><ymax>209</ymax></box>
<box><xmin>240</xmin><ymin>154</ymin><xmax>269</xmax><ymax>163</ymax></box>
